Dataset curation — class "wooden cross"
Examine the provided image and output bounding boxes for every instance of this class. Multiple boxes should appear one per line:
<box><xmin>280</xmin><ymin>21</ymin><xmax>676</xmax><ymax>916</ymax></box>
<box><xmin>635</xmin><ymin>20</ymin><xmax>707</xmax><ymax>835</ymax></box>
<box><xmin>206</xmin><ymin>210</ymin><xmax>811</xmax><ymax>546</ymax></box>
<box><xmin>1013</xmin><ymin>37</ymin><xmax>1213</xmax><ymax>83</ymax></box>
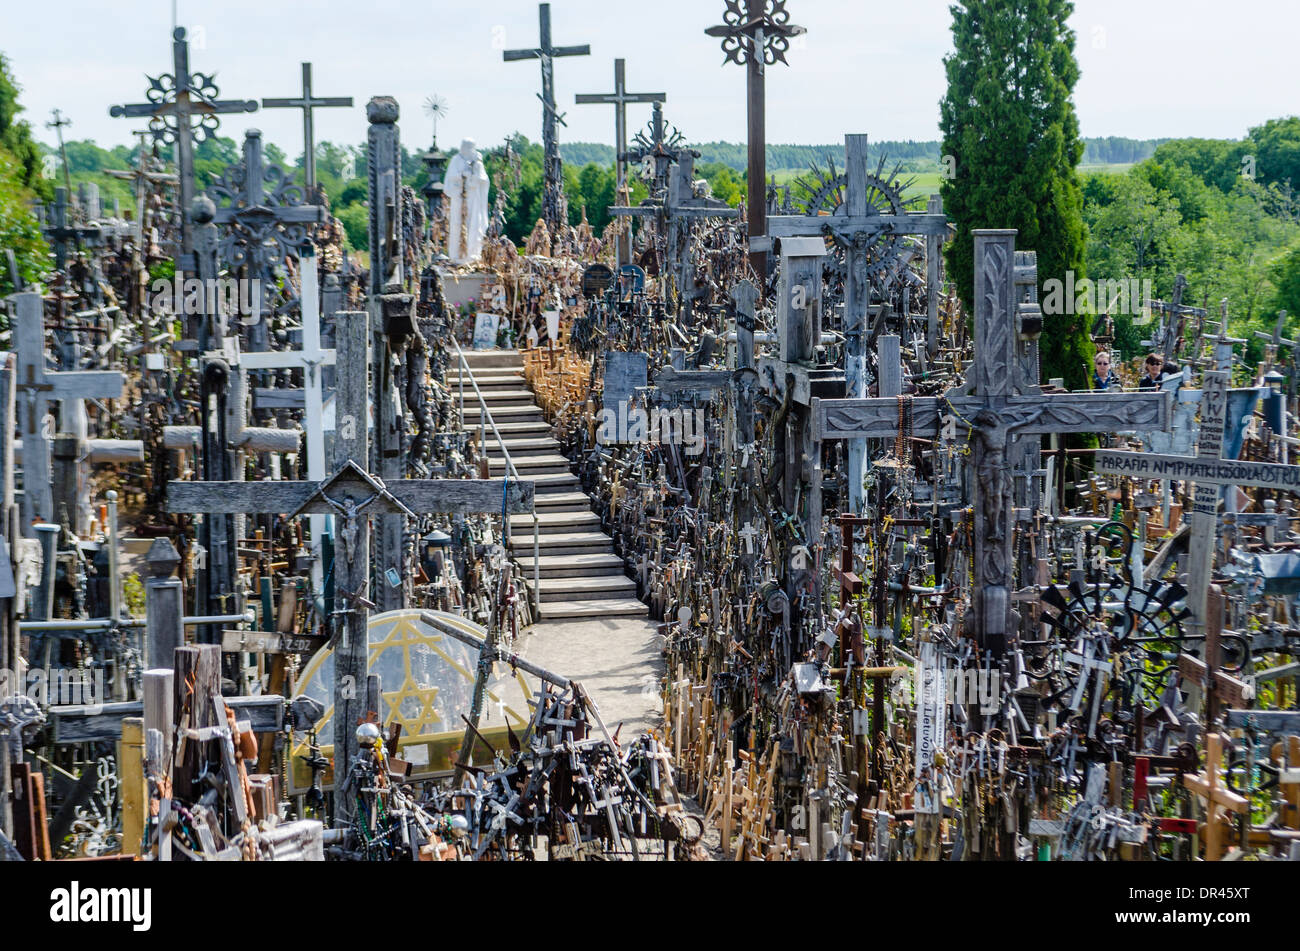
<box><xmin>503</xmin><ymin>2</ymin><xmax>590</xmax><ymax>240</ymax></box>
<box><xmin>165</xmin><ymin>309</ymin><xmax>533</xmax><ymax>821</ymax></box>
<box><xmin>1255</xmin><ymin>310</ymin><xmax>1296</xmax><ymax>376</ymax></box>
<box><xmin>11</xmin><ymin>292</ymin><xmax>124</xmax><ymax>537</ymax></box>
<box><xmin>1181</xmin><ymin>733</ymin><xmax>1248</xmax><ymax>860</ymax></box>
<box><xmin>40</xmin><ymin>187</ymin><xmax>101</xmax><ymax>272</ymax></box>
<box><xmin>109</xmin><ymin>27</ymin><xmax>258</xmax><ymax>265</ymax></box>
<box><xmin>812</xmin><ymin>231</ymin><xmax>1171</xmax><ymax>654</ymax></box>
<box><xmin>766</xmin><ymin>133</ymin><xmax>949</xmax><ymax>516</ymax></box>
<box><xmin>261</xmin><ymin>63</ymin><xmax>353</xmax><ymax>194</ymax></box>
<box><xmin>1144</xmin><ymin>274</ymin><xmax>1205</xmax><ymax>364</ymax></box>
<box><xmin>239</xmin><ymin>241</ymin><xmax>335</xmax><ymax>590</ymax></box>
<box><xmin>575</xmin><ymin>59</ymin><xmax>663</xmax><ymax>263</ymax></box>
<box><xmin>705</xmin><ymin>0</ymin><xmax>806</xmax><ymax>278</ymax></box>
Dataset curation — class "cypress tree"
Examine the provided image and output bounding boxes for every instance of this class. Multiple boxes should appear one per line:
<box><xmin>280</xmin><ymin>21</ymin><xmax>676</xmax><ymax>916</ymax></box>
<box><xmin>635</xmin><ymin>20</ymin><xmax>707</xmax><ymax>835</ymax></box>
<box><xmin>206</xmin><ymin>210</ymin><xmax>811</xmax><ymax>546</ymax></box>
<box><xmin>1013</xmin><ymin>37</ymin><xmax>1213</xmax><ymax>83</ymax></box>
<box><xmin>939</xmin><ymin>0</ymin><xmax>1093</xmax><ymax>389</ymax></box>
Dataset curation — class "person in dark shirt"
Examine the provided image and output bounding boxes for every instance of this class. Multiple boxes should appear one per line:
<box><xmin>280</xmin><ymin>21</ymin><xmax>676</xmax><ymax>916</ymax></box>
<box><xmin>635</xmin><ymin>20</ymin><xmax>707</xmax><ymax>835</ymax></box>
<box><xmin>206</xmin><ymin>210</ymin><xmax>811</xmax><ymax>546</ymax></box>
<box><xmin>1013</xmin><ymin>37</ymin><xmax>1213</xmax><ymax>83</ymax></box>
<box><xmin>1138</xmin><ymin>353</ymin><xmax>1164</xmax><ymax>389</ymax></box>
<box><xmin>1092</xmin><ymin>351</ymin><xmax>1119</xmax><ymax>390</ymax></box>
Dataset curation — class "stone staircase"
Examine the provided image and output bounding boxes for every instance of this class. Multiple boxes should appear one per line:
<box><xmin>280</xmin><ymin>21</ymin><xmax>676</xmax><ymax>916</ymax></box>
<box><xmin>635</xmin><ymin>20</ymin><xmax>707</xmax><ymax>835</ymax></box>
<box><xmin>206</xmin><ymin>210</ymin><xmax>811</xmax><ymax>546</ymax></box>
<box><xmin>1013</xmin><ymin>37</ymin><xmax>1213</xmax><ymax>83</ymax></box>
<box><xmin>453</xmin><ymin>350</ymin><xmax>647</xmax><ymax>621</ymax></box>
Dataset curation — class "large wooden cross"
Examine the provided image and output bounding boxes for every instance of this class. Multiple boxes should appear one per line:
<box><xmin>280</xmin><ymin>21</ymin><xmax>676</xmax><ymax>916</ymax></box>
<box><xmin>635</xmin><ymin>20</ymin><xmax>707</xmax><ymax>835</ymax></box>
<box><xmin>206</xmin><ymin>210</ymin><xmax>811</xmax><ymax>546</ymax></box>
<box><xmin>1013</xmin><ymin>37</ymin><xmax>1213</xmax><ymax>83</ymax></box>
<box><xmin>503</xmin><ymin>2</ymin><xmax>590</xmax><ymax>240</ymax></box>
<box><xmin>165</xmin><ymin>308</ymin><xmax>534</xmax><ymax>822</ymax></box>
<box><xmin>705</xmin><ymin>0</ymin><xmax>805</xmax><ymax>279</ymax></box>
<box><xmin>261</xmin><ymin>63</ymin><xmax>353</xmax><ymax>194</ymax></box>
<box><xmin>575</xmin><ymin>58</ymin><xmax>663</xmax><ymax>264</ymax></box>
<box><xmin>109</xmin><ymin>27</ymin><xmax>258</xmax><ymax>265</ymax></box>
<box><xmin>766</xmin><ymin>133</ymin><xmax>949</xmax><ymax>517</ymax></box>
<box><xmin>11</xmin><ymin>292</ymin><xmax>124</xmax><ymax>537</ymax></box>
<box><xmin>812</xmin><ymin>230</ymin><xmax>1172</xmax><ymax>654</ymax></box>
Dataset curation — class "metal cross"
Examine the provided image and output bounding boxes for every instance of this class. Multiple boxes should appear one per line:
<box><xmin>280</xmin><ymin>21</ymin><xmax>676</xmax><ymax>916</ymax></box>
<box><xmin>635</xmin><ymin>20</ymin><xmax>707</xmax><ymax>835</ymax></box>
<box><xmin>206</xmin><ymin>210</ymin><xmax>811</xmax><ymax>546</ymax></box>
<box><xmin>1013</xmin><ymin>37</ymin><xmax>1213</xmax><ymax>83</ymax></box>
<box><xmin>40</xmin><ymin>187</ymin><xmax>101</xmax><ymax>272</ymax></box>
<box><xmin>109</xmin><ymin>27</ymin><xmax>258</xmax><ymax>266</ymax></box>
<box><xmin>704</xmin><ymin>0</ymin><xmax>806</xmax><ymax>278</ymax></box>
<box><xmin>503</xmin><ymin>2</ymin><xmax>590</xmax><ymax>241</ymax></box>
<box><xmin>261</xmin><ymin>63</ymin><xmax>353</xmax><ymax>194</ymax></box>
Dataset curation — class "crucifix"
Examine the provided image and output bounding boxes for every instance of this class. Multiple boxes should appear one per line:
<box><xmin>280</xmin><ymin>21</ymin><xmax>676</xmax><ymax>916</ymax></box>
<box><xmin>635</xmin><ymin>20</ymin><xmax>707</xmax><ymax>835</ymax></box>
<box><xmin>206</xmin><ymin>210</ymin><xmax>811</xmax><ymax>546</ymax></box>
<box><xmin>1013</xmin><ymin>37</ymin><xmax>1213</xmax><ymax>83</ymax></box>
<box><xmin>705</xmin><ymin>0</ymin><xmax>805</xmax><ymax>280</ymax></box>
<box><xmin>45</xmin><ymin>108</ymin><xmax>73</xmax><ymax>195</ymax></box>
<box><xmin>503</xmin><ymin>2</ymin><xmax>590</xmax><ymax>242</ymax></box>
<box><xmin>575</xmin><ymin>59</ymin><xmax>664</xmax><ymax>265</ymax></box>
<box><xmin>767</xmin><ymin>134</ymin><xmax>949</xmax><ymax>517</ymax></box>
<box><xmin>1145</xmin><ymin>274</ymin><xmax>1205</xmax><ymax>365</ymax></box>
<box><xmin>166</xmin><ymin>308</ymin><xmax>534</xmax><ymax>822</ymax></box>
<box><xmin>41</xmin><ymin>187</ymin><xmax>101</xmax><ymax>272</ymax></box>
<box><xmin>109</xmin><ymin>27</ymin><xmax>258</xmax><ymax>267</ymax></box>
<box><xmin>10</xmin><ymin>292</ymin><xmax>125</xmax><ymax>538</ymax></box>
<box><xmin>813</xmin><ymin>230</ymin><xmax>1172</xmax><ymax>655</ymax></box>
<box><xmin>261</xmin><ymin>63</ymin><xmax>353</xmax><ymax>195</ymax></box>
<box><xmin>106</xmin><ymin>131</ymin><xmax>178</xmax><ymax>247</ymax></box>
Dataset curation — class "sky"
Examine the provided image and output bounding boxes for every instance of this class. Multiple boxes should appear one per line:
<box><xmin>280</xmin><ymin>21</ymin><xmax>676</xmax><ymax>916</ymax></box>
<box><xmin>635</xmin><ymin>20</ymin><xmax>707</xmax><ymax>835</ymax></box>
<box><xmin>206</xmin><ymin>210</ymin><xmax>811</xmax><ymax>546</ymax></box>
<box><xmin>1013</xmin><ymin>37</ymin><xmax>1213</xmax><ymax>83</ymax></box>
<box><xmin>6</xmin><ymin>0</ymin><xmax>1298</xmax><ymax>158</ymax></box>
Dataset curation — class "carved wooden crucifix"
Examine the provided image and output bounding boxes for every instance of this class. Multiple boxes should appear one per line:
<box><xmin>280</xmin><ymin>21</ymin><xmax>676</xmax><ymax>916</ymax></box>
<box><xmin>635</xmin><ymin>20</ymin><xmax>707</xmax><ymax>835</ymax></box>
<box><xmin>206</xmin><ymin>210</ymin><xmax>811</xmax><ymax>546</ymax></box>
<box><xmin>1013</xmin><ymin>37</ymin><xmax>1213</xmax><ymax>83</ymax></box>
<box><xmin>813</xmin><ymin>230</ymin><xmax>1172</xmax><ymax>654</ymax></box>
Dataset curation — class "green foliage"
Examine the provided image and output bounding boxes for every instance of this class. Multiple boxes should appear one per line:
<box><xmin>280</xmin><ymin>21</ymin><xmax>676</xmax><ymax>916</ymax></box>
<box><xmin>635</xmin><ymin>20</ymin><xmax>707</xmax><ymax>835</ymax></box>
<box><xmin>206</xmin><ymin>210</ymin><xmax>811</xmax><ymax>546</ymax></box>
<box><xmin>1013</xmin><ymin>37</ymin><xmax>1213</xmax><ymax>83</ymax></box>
<box><xmin>0</xmin><ymin>53</ymin><xmax>50</xmax><ymax>200</ymax></box>
<box><xmin>336</xmin><ymin>203</ymin><xmax>368</xmax><ymax>251</ymax></box>
<box><xmin>939</xmin><ymin>0</ymin><xmax>1093</xmax><ymax>390</ymax></box>
<box><xmin>0</xmin><ymin>145</ymin><xmax>48</xmax><ymax>297</ymax></box>
<box><xmin>696</xmin><ymin>161</ymin><xmax>743</xmax><ymax>206</ymax></box>
<box><xmin>1248</xmin><ymin>116</ymin><xmax>1300</xmax><ymax>190</ymax></box>
<box><xmin>1271</xmin><ymin>243</ymin><xmax>1300</xmax><ymax>320</ymax></box>
<box><xmin>1150</xmin><ymin>137</ymin><xmax>1252</xmax><ymax>193</ymax></box>
<box><xmin>123</xmin><ymin>573</ymin><xmax>146</xmax><ymax>618</ymax></box>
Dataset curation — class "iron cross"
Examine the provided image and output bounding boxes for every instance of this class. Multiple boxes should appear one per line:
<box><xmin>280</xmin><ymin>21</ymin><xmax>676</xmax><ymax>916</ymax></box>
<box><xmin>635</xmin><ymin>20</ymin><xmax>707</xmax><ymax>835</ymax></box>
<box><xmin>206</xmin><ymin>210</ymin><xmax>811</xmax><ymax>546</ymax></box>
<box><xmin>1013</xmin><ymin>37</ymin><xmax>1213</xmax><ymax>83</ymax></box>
<box><xmin>705</xmin><ymin>0</ymin><xmax>806</xmax><ymax>278</ymax></box>
<box><xmin>261</xmin><ymin>63</ymin><xmax>353</xmax><ymax>194</ymax></box>
<box><xmin>109</xmin><ymin>27</ymin><xmax>258</xmax><ymax>265</ymax></box>
<box><xmin>503</xmin><ymin>3</ymin><xmax>590</xmax><ymax>241</ymax></box>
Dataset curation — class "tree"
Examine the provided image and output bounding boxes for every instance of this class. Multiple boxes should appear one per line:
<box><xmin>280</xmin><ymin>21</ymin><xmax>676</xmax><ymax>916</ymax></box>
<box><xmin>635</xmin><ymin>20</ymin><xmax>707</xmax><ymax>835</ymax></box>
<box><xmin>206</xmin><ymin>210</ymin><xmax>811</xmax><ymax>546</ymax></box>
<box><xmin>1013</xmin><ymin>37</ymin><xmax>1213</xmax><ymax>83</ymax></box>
<box><xmin>0</xmin><ymin>53</ymin><xmax>50</xmax><ymax>200</ymax></box>
<box><xmin>939</xmin><ymin>0</ymin><xmax>1092</xmax><ymax>389</ymax></box>
<box><xmin>0</xmin><ymin>147</ymin><xmax>47</xmax><ymax>298</ymax></box>
<box><xmin>1248</xmin><ymin>116</ymin><xmax>1300</xmax><ymax>191</ymax></box>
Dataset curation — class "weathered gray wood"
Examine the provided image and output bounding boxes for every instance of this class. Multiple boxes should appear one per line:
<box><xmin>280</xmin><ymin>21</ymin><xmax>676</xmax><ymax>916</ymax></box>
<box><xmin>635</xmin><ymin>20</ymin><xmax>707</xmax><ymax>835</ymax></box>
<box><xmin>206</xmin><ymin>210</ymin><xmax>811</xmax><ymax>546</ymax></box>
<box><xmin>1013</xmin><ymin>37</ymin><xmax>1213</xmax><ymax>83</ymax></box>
<box><xmin>261</xmin><ymin>63</ymin><xmax>352</xmax><ymax>192</ymax></box>
<box><xmin>768</xmin><ymin>213</ymin><xmax>950</xmax><ymax>238</ymax></box>
<box><xmin>1185</xmin><ymin>371</ymin><xmax>1229</xmax><ymax>641</ymax></box>
<box><xmin>165</xmin><ymin>477</ymin><xmax>533</xmax><ymax>515</ymax></box>
<box><xmin>253</xmin><ymin>387</ymin><xmax>306</xmax><ymax>410</ymax></box>
<box><xmin>925</xmin><ymin>194</ymin><xmax>944</xmax><ymax>357</ymax></box>
<box><xmin>1095</xmin><ymin>449</ymin><xmax>1300</xmax><ymax>491</ymax></box>
<box><xmin>144</xmin><ymin>539</ymin><xmax>184</xmax><ymax>670</ymax></box>
<box><xmin>142</xmin><ymin>669</ymin><xmax>174</xmax><ymax>768</ymax></box>
<box><xmin>654</xmin><ymin>365</ymin><xmax>733</xmax><ymax>396</ymax></box>
<box><xmin>0</xmin><ymin>351</ymin><xmax>15</xmax><ymax>839</ymax></box>
<box><xmin>51</xmin><ymin>693</ymin><xmax>281</xmax><ymax>744</ymax></box>
<box><xmin>876</xmin><ymin>335</ymin><xmax>902</xmax><ymax>400</ymax></box>
<box><xmin>171</xmin><ymin>644</ymin><xmax>221</xmax><ymax>802</ymax></box>
<box><xmin>603</xmin><ymin>350</ymin><xmax>648</xmax><ymax>408</ymax></box>
<box><xmin>815</xmin><ymin>390</ymin><xmax>1171</xmax><ymax>441</ymax></box>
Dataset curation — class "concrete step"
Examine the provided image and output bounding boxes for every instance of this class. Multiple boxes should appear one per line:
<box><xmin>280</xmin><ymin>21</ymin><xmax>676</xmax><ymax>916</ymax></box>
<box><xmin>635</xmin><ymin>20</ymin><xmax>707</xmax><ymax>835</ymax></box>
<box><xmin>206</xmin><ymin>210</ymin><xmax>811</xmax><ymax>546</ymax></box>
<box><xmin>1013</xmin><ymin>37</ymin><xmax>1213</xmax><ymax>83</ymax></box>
<box><xmin>459</xmin><ymin>349</ymin><xmax>522</xmax><ymax>370</ymax></box>
<box><xmin>488</xmin><ymin>420</ymin><xmax>554</xmax><ymax>436</ymax></box>
<box><xmin>450</xmin><ymin>368</ymin><xmax>524</xmax><ymax>382</ymax></box>
<box><xmin>474</xmin><ymin>389</ymin><xmax>538</xmax><ymax>405</ymax></box>
<box><xmin>507</xmin><ymin>531</ymin><xmax>612</xmax><ymax>556</ymax></box>
<box><xmin>484</xmin><ymin>436</ymin><xmax>562</xmax><ymax>456</ymax></box>
<box><xmin>531</xmin><ymin>472</ymin><xmax>584</xmax><ymax>494</ymax></box>
<box><xmin>537</xmin><ymin>598</ymin><xmax>648</xmax><ymax>620</ymax></box>
<box><xmin>485</xmin><ymin>405</ymin><xmax>544</xmax><ymax>422</ymax></box>
<box><xmin>509</xmin><ymin>510</ymin><xmax>602</xmax><ymax>534</ymax></box>
<box><xmin>513</xmin><ymin>552</ymin><xmax>626</xmax><ymax>578</ymax></box>
<box><xmin>489</xmin><ymin>453</ymin><xmax>571</xmax><ymax>475</ymax></box>
<box><xmin>535</xmin><ymin>574</ymin><xmax>639</xmax><ymax>603</ymax></box>
<box><xmin>532</xmin><ymin>491</ymin><xmax>595</xmax><ymax>513</ymax></box>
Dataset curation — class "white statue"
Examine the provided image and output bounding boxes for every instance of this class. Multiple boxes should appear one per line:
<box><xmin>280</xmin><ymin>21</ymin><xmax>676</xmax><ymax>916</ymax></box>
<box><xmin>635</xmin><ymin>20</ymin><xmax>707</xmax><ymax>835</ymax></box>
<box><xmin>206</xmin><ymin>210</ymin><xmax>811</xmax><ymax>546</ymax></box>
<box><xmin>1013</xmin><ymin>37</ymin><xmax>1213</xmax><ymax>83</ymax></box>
<box><xmin>443</xmin><ymin>138</ymin><xmax>490</xmax><ymax>264</ymax></box>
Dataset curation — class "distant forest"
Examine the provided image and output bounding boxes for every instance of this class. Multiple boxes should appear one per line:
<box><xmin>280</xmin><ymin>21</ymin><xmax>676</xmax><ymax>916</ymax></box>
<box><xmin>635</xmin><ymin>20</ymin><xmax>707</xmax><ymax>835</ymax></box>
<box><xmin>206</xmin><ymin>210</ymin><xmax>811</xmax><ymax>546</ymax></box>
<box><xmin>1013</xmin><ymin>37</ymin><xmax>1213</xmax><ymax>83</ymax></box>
<box><xmin>560</xmin><ymin>136</ymin><xmax>1172</xmax><ymax>171</ymax></box>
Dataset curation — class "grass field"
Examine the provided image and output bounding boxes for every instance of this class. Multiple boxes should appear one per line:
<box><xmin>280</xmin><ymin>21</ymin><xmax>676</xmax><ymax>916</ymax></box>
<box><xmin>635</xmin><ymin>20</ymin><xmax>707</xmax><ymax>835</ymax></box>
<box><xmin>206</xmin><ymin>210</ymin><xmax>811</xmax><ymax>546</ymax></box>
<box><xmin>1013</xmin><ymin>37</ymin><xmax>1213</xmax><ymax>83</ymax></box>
<box><xmin>768</xmin><ymin>162</ymin><xmax>1133</xmax><ymax>207</ymax></box>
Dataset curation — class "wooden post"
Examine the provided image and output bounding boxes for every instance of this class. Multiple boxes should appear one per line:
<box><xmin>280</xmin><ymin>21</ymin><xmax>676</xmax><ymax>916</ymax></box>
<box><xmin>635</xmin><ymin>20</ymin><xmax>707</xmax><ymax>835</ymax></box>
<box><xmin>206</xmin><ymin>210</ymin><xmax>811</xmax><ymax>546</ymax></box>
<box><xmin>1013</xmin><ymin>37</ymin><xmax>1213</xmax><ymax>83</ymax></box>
<box><xmin>119</xmin><ymin>717</ymin><xmax>146</xmax><ymax>856</ymax></box>
<box><xmin>171</xmin><ymin>644</ymin><xmax>222</xmax><ymax>803</ymax></box>
<box><xmin>144</xmin><ymin>537</ymin><xmax>184</xmax><ymax>670</ymax></box>
<box><xmin>0</xmin><ymin>351</ymin><xmax>14</xmax><ymax>840</ymax></box>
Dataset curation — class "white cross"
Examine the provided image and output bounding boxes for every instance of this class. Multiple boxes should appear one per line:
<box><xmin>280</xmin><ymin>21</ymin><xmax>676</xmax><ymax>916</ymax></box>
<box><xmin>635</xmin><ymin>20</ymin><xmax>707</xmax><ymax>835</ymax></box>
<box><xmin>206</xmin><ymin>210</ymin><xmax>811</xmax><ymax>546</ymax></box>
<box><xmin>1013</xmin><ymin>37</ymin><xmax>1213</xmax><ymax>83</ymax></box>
<box><xmin>239</xmin><ymin>246</ymin><xmax>336</xmax><ymax>589</ymax></box>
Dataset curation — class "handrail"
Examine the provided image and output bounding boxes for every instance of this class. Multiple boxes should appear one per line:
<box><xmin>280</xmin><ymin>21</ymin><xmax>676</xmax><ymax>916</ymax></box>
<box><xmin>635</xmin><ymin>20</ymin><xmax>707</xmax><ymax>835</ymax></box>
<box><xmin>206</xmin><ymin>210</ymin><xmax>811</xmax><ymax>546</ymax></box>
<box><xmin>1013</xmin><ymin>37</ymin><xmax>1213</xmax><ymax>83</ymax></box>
<box><xmin>450</xmin><ymin>337</ymin><xmax>541</xmax><ymax>616</ymax></box>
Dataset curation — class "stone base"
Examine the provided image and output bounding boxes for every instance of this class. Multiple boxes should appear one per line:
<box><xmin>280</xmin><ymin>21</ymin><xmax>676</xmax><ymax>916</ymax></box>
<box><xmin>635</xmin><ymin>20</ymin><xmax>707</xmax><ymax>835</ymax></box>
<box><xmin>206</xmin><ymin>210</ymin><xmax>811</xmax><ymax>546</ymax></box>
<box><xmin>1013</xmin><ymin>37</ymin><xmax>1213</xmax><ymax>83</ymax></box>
<box><xmin>436</xmin><ymin>269</ymin><xmax>493</xmax><ymax>309</ymax></box>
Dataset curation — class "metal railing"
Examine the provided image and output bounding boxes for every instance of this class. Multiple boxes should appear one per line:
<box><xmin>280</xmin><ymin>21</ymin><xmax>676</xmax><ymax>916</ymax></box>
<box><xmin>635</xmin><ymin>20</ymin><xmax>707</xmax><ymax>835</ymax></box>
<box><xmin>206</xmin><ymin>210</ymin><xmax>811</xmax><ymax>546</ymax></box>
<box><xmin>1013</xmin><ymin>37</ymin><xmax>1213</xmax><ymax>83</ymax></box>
<box><xmin>450</xmin><ymin>338</ymin><xmax>541</xmax><ymax>615</ymax></box>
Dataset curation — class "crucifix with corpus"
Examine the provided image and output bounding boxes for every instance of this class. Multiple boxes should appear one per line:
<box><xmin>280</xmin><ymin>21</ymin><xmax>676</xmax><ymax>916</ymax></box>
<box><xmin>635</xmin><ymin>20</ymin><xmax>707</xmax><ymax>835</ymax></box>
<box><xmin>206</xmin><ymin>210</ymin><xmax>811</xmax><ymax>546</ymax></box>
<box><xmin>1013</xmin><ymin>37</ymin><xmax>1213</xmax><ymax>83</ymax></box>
<box><xmin>166</xmin><ymin>307</ymin><xmax>534</xmax><ymax>823</ymax></box>
<box><xmin>813</xmin><ymin>230</ymin><xmax>1173</xmax><ymax>655</ymax></box>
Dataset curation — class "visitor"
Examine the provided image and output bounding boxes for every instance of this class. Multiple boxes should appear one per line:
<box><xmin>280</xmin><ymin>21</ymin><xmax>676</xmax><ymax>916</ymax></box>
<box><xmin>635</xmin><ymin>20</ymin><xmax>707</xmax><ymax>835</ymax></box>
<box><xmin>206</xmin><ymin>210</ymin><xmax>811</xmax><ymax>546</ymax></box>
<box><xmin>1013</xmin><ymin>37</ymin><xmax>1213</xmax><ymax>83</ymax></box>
<box><xmin>1138</xmin><ymin>353</ymin><xmax>1164</xmax><ymax>389</ymax></box>
<box><xmin>1092</xmin><ymin>351</ymin><xmax>1119</xmax><ymax>390</ymax></box>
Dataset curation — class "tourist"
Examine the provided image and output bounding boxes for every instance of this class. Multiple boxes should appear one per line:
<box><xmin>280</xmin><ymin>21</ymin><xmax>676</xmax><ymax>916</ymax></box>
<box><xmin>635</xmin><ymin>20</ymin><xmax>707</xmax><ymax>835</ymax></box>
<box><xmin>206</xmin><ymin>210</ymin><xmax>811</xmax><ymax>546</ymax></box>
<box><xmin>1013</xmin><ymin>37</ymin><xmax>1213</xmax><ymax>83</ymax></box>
<box><xmin>1092</xmin><ymin>351</ymin><xmax>1118</xmax><ymax>390</ymax></box>
<box><xmin>1138</xmin><ymin>353</ymin><xmax>1164</xmax><ymax>389</ymax></box>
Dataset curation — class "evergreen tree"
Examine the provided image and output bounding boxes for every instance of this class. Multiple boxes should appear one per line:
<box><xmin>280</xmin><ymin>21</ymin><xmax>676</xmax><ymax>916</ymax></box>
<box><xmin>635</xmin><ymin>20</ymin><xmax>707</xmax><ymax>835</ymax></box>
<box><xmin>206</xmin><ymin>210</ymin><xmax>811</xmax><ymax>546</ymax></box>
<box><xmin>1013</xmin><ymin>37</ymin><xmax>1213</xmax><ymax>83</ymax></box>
<box><xmin>939</xmin><ymin>0</ymin><xmax>1092</xmax><ymax>389</ymax></box>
